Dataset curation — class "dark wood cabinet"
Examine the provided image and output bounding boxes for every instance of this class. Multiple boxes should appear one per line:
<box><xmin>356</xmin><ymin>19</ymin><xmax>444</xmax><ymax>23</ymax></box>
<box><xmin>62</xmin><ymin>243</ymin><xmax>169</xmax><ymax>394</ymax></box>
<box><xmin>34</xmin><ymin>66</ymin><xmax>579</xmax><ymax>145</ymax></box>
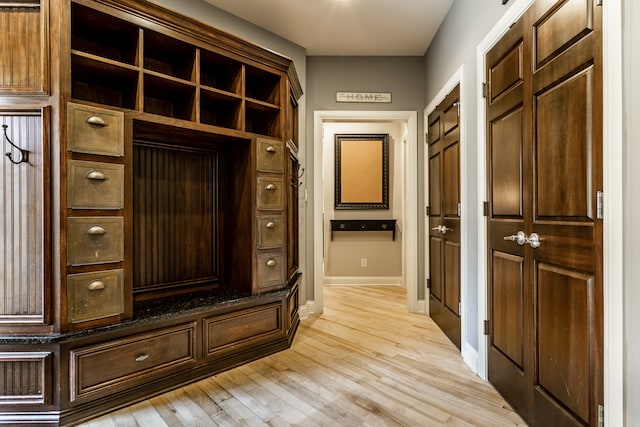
<box><xmin>0</xmin><ymin>0</ymin><xmax>301</xmax><ymax>423</ymax></box>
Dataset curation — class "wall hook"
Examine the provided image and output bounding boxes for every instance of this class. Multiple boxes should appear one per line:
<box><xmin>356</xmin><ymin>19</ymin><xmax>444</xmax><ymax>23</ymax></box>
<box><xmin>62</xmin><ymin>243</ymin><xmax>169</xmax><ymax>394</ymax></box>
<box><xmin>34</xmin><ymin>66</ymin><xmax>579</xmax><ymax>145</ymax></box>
<box><xmin>2</xmin><ymin>124</ymin><xmax>29</xmax><ymax>165</ymax></box>
<box><xmin>291</xmin><ymin>167</ymin><xmax>305</xmax><ymax>188</ymax></box>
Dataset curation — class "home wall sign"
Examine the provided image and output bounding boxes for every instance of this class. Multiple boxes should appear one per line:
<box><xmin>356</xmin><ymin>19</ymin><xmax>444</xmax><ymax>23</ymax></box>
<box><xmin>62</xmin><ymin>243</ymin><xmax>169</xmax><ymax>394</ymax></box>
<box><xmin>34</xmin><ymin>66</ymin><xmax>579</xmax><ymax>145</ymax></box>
<box><xmin>336</xmin><ymin>92</ymin><xmax>392</xmax><ymax>103</ymax></box>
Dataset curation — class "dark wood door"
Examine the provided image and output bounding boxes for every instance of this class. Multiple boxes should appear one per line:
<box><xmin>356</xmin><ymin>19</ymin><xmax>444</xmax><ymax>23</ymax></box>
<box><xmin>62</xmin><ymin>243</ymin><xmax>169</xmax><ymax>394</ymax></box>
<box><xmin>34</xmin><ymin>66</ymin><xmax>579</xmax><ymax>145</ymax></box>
<box><xmin>428</xmin><ymin>85</ymin><xmax>461</xmax><ymax>349</ymax></box>
<box><xmin>485</xmin><ymin>0</ymin><xmax>602</xmax><ymax>425</ymax></box>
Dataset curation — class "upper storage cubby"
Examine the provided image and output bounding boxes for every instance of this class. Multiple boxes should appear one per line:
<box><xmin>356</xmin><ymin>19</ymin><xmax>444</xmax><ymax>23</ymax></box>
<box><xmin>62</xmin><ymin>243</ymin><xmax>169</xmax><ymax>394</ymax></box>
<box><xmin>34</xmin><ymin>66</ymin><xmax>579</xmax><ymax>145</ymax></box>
<box><xmin>143</xmin><ymin>30</ymin><xmax>195</xmax><ymax>82</ymax></box>
<box><xmin>245</xmin><ymin>65</ymin><xmax>281</xmax><ymax>106</ymax></box>
<box><xmin>143</xmin><ymin>74</ymin><xmax>196</xmax><ymax>120</ymax></box>
<box><xmin>68</xmin><ymin>0</ymin><xmax>296</xmax><ymax>139</ymax></box>
<box><xmin>71</xmin><ymin>3</ymin><xmax>139</xmax><ymax>66</ymax></box>
<box><xmin>200</xmin><ymin>50</ymin><xmax>242</xmax><ymax>95</ymax></box>
<box><xmin>71</xmin><ymin>54</ymin><xmax>138</xmax><ymax>109</ymax></box>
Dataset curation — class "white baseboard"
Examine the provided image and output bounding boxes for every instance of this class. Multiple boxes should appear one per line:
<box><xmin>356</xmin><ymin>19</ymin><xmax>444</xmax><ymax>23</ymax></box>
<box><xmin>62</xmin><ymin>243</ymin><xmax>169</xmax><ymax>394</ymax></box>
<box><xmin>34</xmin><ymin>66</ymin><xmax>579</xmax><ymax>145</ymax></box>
<box><xmin>462</xmin><ymin>342</ymin><xmax>479</xmax><ymax>374</ymax></box>
<box><xmin>297</xmin><ymin>300</ymin><xmax>319</xmax><ymax>319</ymax></box>
<box><xmin>415</xmin><ymin>299</ymin><xmax>426</xmax><ymax>314</ymax></box>
<box><xmin>323</xmin><ymin>276</ymin><xmax>403</xmax><ymax>286</ymax></box>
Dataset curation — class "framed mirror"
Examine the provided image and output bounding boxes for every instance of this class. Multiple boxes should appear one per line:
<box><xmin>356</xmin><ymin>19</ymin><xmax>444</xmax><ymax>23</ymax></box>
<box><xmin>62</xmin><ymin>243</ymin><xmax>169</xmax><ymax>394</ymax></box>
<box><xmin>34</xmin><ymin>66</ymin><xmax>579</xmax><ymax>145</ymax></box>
<box><xmin>334</xmin><ymin>133</ymin><xmax>389</xmax><ymax>210</ymax></box>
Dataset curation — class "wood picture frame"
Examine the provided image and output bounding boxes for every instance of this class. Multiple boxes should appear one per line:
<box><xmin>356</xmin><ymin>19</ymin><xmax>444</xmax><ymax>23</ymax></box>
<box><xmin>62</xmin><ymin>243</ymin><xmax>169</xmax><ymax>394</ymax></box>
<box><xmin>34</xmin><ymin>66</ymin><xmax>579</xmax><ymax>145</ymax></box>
<box><xmin>334</xmin><ymin>133</ymin><xmax>389</xmax><ymax>210</ymax></box>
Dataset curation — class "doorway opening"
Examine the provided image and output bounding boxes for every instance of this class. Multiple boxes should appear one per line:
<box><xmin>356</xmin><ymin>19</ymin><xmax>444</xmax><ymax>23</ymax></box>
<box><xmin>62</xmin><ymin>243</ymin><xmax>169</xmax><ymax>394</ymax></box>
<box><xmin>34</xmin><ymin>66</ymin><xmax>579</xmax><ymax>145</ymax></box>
<box><xmin>313</xmin><ymin>111</ymin><xmax>418</xmax><ymax>314</ymax></box>
<box><xmin>423</xmin><ymin>65</ymin><xmax>476</xmax><ymax>371</ymax></box>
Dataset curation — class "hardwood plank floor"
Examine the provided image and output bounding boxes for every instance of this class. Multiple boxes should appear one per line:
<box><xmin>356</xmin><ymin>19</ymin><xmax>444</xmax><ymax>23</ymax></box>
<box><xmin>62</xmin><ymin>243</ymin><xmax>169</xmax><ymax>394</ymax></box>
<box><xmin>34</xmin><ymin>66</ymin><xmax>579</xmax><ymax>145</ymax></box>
<box><xmin>79</xmin><ymin>285</ymin><xmax>526</xmax><ymax>426</ymax></box>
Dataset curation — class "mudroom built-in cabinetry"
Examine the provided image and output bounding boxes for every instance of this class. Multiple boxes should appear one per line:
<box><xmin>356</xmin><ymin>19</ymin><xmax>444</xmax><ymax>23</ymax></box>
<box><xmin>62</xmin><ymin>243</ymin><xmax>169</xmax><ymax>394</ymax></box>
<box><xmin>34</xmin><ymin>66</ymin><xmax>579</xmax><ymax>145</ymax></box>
<box><xmin>0</xmin><ymin>0</ymin><xmax>302</xmax><ymax>424</ymax></box>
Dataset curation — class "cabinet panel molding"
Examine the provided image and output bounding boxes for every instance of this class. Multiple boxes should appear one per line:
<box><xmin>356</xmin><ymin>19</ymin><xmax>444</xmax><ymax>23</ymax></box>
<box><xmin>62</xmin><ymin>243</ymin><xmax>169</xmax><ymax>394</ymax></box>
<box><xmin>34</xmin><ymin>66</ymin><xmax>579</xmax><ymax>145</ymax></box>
<box><xmin>0</xmin><ymin>352</ymin><xmax>51</xmax><ymax>405</ymax></box>
<box><xmin>0</xmin><ymin>1</ymin><xmax>48</xmax><ymax>94</ymax></box>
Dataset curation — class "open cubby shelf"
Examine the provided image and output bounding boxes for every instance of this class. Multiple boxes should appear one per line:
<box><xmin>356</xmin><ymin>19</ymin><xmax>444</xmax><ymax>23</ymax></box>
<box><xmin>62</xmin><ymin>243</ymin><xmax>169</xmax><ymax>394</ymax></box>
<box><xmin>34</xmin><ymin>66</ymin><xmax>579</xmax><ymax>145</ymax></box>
<box><xmin>144</xmin><ymin>30</ymin><xmax>196</xmax><ymax>81</ymax></box>
<box><xmin>131</xmin><ymin>120</ymin><xmax>254</xmax><ymax>298</ymax></box>
<box><xmin>143</xmin><ymin>73</ymin><xmax>196</xmax><ymax>120</ymax></box>
<box><xmin>200</xmin><ymin>89</ymin><xmax>243</xmax><ymax>129</ymax></box>
<box><xmin>201</xmin><ymin>50</ymin><xmax>243</xmax><ymax>95</ymax></box>
<box><xmin>246</xmin><ymin>65</ymin><xmax>281</xmax><ymax>105</ymax></box>
<box><xmin>71</xmin><ymin>3</ymin><xmax>139</xmax><ymax>65</ymax></box>
<box><xmin>70</xmin><ymin>2</ymin><xmax>284</xmax><ymax>138</ymax></box>
<box><xmin>71</xmin><ymin>52</ymin><xmax>139</xmax><ymax>109</ymax></box>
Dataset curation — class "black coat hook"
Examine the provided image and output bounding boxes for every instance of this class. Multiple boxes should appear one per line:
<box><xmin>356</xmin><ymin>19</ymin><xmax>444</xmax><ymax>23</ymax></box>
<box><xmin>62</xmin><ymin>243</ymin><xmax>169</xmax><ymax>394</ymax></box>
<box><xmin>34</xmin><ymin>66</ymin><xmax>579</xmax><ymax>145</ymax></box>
<box><xmin>291</xmin><ymin>167</ymin><xmax>305</xmax><ymax>188</ymax></box>
<box><xmin>2</xmin><ymin>124</ymin><xmax>29</xmax><ymax>164</ymax></box>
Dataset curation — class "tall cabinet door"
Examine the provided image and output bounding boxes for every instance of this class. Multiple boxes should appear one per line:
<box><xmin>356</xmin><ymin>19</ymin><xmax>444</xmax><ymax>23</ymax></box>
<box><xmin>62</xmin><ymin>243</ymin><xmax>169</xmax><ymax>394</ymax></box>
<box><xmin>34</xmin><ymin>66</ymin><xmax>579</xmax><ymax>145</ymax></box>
<box><xmin>529</xmin><ymin>0</ymin><xmax>603</xmax><ymax>424</ymax></box>
<box><xmin>486</xmin><ymin>0</ymin><xmax>603</xmax><ymax>425</ymax></box>
<box><xmin>428</xmin><ymin>84</ymin><xmax>461</xmax><ymax>349</ymax></box>
<box><xmin>486</xmin><ymin>15</ymin><xmax>532</xmax><ymax>417</ymax></box>
<box><xmin>0</xmin><ymin>110</ymin><xmax>49</xmax><ymax>325</ymax></box>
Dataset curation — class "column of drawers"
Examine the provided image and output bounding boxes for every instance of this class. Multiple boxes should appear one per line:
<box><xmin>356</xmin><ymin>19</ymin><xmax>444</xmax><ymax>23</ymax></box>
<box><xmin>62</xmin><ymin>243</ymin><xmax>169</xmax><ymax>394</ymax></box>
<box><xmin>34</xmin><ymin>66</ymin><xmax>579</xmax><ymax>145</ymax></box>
<box><xmin>65</xmin><ymin>103</ymin><xmax>125</xmax><ymax>324</ymax></box>
<box><xmin>255</xmin><ymin>138</ymin><xmax>286</xmax><ymax>292</ymax></box>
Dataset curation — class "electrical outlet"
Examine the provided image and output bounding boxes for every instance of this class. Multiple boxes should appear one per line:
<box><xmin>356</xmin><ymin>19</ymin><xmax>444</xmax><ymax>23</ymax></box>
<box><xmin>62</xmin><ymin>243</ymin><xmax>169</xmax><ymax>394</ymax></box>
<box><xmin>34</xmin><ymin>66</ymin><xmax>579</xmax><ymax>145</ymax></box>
<box><xmin>361</xmin><ymin>258</ymin><xmax>367</xmax><ymax>267</ymax></box>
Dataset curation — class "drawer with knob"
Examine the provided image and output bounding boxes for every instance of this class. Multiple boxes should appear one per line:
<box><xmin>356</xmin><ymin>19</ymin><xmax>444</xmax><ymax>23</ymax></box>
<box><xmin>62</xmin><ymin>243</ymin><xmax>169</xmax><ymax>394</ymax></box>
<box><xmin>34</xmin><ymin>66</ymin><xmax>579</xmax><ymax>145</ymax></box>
<box><xmin>257</xmin><ymin>214</ymin><xmax>284</xmax><ymax>249</ymax></box>
<box><xmin>67</xmin><ymin>160</ymin><xmax>124</xmax><ymax>209</ymax></box>
<box><xmin>256</xmin><ymin>250</ymin><xmax>285</xmax><ymax>291</ymax></box>
<box><xmin>67</xmin><ymin>269</ymin><xmax>124</xmax><ymax>323</ymax></box>
<box><xmin>256</xmin><ymin>176</ymin><xmax>284</xmax><ymax>211</ymax></box>
<box><xmin>67</xmin><ymin>217</ymin><xmax>123</xmax><ymax>266</ymax></box>
<box><xmin>69</xmin><ymin>322</ymin><xmax>197</xmax><ymax>402</ymax></box>
<box><xmin>256</xmin><ymin>138</ymin><xmax>284</xmax><ymax>173</ymax></box>
<box><xmin>67</xmin><ymin>102</ymin><xmax>124</xmax><ymax>157</ymax></box>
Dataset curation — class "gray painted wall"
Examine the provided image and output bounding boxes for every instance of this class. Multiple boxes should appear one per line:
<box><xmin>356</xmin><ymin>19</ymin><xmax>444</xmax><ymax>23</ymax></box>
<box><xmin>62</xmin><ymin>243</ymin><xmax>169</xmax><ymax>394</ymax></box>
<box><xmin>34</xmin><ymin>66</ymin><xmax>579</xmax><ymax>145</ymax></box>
<box><xmin>305</xmin><ymin>56</ymin><xmax>425</xmax><ymax>300</ymax></box>
<box><xmin>624</xmin><ymin>0</ymin><xmax>640</xmax><ymax>424</ymax></box>
<box><xmin>306</xmin><ymin>57</ymin><xmax>425</xmax><ymax>111</ymax></box>
<box><xmin>422</xmin><ymin>0</ymin><xmax>518</xmax><ymax>351</ymax></box>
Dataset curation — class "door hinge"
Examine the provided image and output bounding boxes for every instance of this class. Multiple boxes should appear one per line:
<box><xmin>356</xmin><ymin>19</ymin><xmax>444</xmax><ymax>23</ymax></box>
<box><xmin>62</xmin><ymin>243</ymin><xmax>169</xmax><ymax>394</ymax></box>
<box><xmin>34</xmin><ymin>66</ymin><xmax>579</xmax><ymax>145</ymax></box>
<box><xmin>483</xmin><ymin>201</ymin><xmax>489</xmax><ymax>216</ymax></box>
<box><xmin>482</xmin><ymin>82</ymin><xmax>488</xmax><ymax>98</ymax></box>
<box><xmin>597</xmin><ymin>191</ymin><xmax>604</xmax><ymax>219</ymax></box>
<box><xmin>426</xmin><ymin>278</ymin><xmax>431</xmax><ymax>290</ymax></box>
<box><xmin>458</xmin><ymin>302</ymin><xmax>462</xmax><ymax>314</ymax></box>
<box><xmin>483</xmin><ymin>320</ymin><xmax>490</xmax><ymax>335</ymax></box>
<box><xmin>426</xmin><ymin>206</ymin><xmax>430</xmax><ymax>216</ymax></box>
<box><xmin>457</xmin><ymin>202</ymin><xmax>461</xmax><ymax>217</ymax></box>
<box><xmin>598</xmin><ymin>404</ymin><xmax>604</xmax><ymax>427</ymax></box>
<box><xmin>453</xmin><ymin>101</ymin><xmax>460</xmax><ymax>116</ymax></box>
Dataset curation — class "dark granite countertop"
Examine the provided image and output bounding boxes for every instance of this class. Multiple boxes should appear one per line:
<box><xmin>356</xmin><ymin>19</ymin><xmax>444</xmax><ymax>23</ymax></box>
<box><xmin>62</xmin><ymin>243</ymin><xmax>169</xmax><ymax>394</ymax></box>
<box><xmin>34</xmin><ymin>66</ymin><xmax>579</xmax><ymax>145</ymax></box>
<box><xmin>0</xmin><ymin>282</ymin><xmax>296</xmax><ymax>345</ymax></box>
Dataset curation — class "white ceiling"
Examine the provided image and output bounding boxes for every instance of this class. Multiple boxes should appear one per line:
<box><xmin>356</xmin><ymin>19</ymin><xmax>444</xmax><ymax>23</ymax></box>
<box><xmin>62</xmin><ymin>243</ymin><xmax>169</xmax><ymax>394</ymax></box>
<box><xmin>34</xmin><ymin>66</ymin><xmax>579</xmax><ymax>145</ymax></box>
<box><xmin>202</xmin><ymin>0</ymin><xmax>454</xmax><ymax>56</ymax></box>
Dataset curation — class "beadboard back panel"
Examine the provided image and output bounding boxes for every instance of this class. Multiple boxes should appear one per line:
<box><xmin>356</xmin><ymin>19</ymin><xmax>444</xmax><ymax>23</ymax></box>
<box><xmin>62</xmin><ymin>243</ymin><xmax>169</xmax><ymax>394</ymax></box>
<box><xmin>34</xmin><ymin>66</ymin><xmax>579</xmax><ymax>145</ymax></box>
<box><xmin>0</xmin><ymin>352</ymin><xmax>51</xmax><ymax>404</ymax></box>
<box><xmin>0</xmin><ymin>112</ymin><xmax>48</xmax><ymax>324</ymax></box>
<box><xmin>132</xmin><ymin>142</ymin><xmax>219</xmax><ymax>296</ymax></box>
<box><xmin>0</xmin><ymin>2</ymin><xmax>48</xmax><ymax>93</ymax></box>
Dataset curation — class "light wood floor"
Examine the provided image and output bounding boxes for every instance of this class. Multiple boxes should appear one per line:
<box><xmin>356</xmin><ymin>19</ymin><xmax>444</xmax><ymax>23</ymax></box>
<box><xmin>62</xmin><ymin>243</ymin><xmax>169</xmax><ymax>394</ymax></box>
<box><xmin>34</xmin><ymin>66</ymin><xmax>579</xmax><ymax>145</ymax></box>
<box><xmin>79</xmin><ymin>286</ymin><xmax>526</xmax><ymax>426</ymax></box>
